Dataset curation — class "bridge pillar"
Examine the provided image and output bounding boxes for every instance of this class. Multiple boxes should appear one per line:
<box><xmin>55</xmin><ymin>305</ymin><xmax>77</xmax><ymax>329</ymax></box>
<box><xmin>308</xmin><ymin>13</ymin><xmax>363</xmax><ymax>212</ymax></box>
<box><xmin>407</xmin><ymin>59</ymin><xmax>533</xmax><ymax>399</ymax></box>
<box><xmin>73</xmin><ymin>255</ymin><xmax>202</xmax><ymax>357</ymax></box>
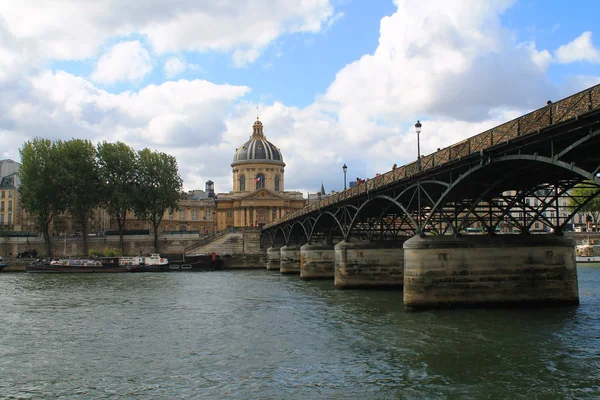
<box><xmin>300</xmin><ymin>243</ymin><xmax>335</xmax><ymax>280</ymax></box>
<box><xmin>403</xmin><ymin>235</ymin><xmax>579</xmax><ymax>311</ymax></box>
<box><xmin>334</xmin><ymin>240</ymin><xmax>405</xmax><ymax>289</ymax></box>
<box><xmin>280</xmin><ymin>245</ymin><xmax>302</xmax><ymax>274</ymax></box>
<box><xmin>266</xmin><ymin>246</ymin><xmax>282</xmax><ymax>271</ymax></box>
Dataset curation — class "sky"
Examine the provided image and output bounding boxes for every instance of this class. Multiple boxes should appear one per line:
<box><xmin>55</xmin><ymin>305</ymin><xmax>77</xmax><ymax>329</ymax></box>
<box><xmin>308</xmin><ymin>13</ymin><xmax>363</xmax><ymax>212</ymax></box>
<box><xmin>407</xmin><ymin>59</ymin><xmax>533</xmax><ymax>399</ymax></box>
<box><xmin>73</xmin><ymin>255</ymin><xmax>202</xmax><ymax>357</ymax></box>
<box><xmin>1</xmin><ymin>0</ymin><xmax>599</xmax><ymax>195</ymax></box>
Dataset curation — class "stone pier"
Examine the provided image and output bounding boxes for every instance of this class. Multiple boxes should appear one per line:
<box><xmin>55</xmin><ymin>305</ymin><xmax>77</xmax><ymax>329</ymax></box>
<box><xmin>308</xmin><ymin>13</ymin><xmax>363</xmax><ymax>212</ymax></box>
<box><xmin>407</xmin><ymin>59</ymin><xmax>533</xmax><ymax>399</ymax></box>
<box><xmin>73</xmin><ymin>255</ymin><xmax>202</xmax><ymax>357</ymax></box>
<box><xmin>280</xmin><ymin>245</ymin><xmax>302</xmax><ymax>274</ymax></box>
<box><xmin>403</xmin><ymin>235</ymin><xmax>579</xmax><ymax>311</ymax></box>
<box><xmin>334</xmin><ymin>240</ymin><xmax>405</xmax><ymax>289</ymax></box>
<box><xmin>266</xmin><ymin>247</ymin><xmax>282</xmax><ymax>271</ymax></box>
<box><xmin>300</xmin><ymin>243</ymin><xmax>335</xmax><ymax>280</ymax></box>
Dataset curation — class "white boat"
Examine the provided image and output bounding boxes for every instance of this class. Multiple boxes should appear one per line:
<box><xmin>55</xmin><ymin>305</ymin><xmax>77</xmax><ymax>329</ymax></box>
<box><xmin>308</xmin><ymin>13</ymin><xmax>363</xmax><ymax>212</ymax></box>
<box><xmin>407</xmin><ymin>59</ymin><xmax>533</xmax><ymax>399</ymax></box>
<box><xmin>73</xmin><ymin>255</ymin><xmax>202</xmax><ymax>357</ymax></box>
<box><xmin>575</xmin><ymin>238</ymin><xmax>600</xmax><ymax>263</ymax></box>
<box><xmin>119</xmin><ymin>253</ymin><xmax>169</xmax><ymax>267</ymax></box>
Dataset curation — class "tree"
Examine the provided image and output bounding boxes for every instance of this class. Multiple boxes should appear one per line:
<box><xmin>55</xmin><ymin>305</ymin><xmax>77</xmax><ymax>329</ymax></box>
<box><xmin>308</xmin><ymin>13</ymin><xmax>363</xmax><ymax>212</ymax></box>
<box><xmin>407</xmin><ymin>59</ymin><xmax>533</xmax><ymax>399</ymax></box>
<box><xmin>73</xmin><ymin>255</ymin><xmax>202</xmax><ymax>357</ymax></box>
<box><xmin>97</xmin><ymin>142</ymin><xmax>138</xmax><ymax>254</ymax></box>
<box><xmin>59</xmin><ymin>139</ymin><xmax>103</xmax><ymax>256</ymax></box>
<box><xmin>132</xmin><ymin>149</ymin><xmax>183</xmax><ymax>252</ymax></box>
<box><xmin>567</xmin><ymin>181</ymin><xmax>600</xmax><ymax>230</ymax></box>
<box><xmin>19</xmin><ymin>138</ymin><xmax>66</xmax><ymax>257</ymax></box>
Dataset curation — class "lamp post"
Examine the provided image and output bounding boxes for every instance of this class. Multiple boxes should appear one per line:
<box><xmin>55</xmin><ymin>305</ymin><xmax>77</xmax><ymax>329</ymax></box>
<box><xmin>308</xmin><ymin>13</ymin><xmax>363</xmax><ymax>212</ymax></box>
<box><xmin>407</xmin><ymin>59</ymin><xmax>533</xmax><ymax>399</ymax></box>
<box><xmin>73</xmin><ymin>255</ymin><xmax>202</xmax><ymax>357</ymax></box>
<box><xmin>343</xmin><ymin>163</ymin><xmax>347</xmax><ymax>190</ymax></box>
<box><xmin>415</xmin><ymin>120</ymin><xmax>422</xmax><ymax>170</ymax></box>
<box><xmin>414</xmin><ymin>120</ymin><xmax>423</xmax><ymax>235</ymax></box>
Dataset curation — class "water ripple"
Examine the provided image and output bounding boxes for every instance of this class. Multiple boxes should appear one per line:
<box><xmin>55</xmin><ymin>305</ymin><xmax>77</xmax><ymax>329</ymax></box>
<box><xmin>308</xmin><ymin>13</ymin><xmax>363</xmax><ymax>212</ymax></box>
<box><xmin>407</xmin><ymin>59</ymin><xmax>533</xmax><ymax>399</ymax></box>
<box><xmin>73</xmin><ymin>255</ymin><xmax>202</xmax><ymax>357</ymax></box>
<box><xmin>0</xmin><ymin>269</ymin><xmax>599</xmax><ymax>399</ymax></box>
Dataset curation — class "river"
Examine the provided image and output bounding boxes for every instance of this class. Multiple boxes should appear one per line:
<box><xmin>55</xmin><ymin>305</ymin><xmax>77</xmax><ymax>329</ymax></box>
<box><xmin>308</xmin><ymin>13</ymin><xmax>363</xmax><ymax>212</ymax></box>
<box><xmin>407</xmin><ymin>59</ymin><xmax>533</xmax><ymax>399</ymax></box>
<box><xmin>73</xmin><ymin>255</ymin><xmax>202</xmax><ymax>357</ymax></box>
<box><xmin>1</xmin><ymin>267</ymin><xmax>599</xmax><ymax>399</ymax></box>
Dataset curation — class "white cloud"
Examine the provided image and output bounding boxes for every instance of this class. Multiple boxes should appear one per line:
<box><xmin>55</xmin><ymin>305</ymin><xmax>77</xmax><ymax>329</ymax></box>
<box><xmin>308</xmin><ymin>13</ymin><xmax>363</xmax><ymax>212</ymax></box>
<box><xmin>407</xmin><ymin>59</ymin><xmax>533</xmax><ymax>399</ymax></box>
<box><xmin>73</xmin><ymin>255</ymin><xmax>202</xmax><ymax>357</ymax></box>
<box><xmin>0</xmin><ymin>0</ymin><xmax>335</xmax><ymax>66</ymax></box>
<box><xmin>1</xmin><ymin>69</ymin><xmax>251</xmax><ymax>191</ymax></box>
<box><xmin>91</xmin><ymin>41</ymin><xmax>153</xmax><ymax>84</ymax></box>
<box><xmin>555</xmin><ymin>31</ymin><xmax>600</xmax><ymax>64</ymax></box>
<box><xmin>1</xmin><ymin>1</ymin><xmax>598</xmax><ymax>197</ymax></box>
<box><xmin>164</xmin><ymin>56</ymin><xmax>200</xmax><ymax>78</ymax></box>
<box><xmin>164</xmin><ymin>57</ymin><xmax>186</xmax><ymax>78</ymax></box>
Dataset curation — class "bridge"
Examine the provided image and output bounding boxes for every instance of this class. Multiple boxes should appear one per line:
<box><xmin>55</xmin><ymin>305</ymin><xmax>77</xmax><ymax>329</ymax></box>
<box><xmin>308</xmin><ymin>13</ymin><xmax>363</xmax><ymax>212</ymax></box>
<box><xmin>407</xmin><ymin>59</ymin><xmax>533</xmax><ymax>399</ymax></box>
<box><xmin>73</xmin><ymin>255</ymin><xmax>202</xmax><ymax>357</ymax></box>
<box><xmin>262</xmin><ymin>83</ymin><xmax>600</xmax><ymax>311</ymax></box>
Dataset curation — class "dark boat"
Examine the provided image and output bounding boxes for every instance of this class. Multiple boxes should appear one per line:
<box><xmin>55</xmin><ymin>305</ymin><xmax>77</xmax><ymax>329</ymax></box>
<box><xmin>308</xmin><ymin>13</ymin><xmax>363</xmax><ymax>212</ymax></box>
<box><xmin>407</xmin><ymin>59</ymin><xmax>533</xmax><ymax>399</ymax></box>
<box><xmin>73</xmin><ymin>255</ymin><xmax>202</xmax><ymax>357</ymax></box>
<box><xmin>26</xmin><ymin>257</ymin><xmax>137</xmax><ymax>273</ymax></box>
<box><xmin>161</xmin><ymin>253</ymin><xmax>227</xmax><ymax>271</ymax></box>
<box><xmin>0</xmin><ymin>257</ymin><xmax>7</xmax><ymax>272</ymax></box>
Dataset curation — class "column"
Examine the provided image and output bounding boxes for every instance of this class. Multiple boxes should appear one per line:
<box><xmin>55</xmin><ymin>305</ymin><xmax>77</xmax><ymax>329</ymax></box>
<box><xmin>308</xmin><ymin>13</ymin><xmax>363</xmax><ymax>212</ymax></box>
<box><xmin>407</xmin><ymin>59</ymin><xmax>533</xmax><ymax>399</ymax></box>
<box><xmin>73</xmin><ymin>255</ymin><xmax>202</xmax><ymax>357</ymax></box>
<box><xmin>334</xmin><ymin>240</ymin><xmax>405</xmax><ymax>289</ymax></box>
<box><xmin>300</xmin><ymin>242</ymin><xmax>335</xmax><ymax>279</ymax></box>
<box><xmin>280</xmin><ymin>244</ymin><xmax>302</xmax><ymax>274</ymax></box>
<box><xmin>403</xmin><ymin>235</ymin><xmax>579</xmax><ymax>311</ymax></box>
<box><xmin>267</xmin><ymin>246</ymin><xmax>282</xmax><ymax>271</ymax></box>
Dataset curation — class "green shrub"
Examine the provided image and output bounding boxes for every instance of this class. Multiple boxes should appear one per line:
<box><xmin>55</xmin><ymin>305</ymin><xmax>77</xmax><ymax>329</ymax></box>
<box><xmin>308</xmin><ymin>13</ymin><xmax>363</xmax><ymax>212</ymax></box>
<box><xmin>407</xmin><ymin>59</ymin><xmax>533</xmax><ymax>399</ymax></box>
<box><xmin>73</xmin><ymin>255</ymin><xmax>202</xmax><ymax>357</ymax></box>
<box><xmin>88</xmin><ymin>249</ymin><xmax>103</xmax><ymax>258</ymax></box>
<box><xmin>103</xmin><ymin>248</ymin><xmax>122</xmax><ymax>257</ymax></box>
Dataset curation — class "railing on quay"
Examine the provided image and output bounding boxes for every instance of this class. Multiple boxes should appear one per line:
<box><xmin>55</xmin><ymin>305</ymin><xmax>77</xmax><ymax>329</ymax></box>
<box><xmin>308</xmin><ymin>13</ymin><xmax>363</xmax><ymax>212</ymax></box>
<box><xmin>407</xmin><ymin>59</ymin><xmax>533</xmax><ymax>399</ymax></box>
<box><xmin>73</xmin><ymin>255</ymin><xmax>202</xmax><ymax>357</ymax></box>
<box><xmin>264</xmin><ymin>83</ymin><xmax>600</xmax><ymax>229</ymax></box>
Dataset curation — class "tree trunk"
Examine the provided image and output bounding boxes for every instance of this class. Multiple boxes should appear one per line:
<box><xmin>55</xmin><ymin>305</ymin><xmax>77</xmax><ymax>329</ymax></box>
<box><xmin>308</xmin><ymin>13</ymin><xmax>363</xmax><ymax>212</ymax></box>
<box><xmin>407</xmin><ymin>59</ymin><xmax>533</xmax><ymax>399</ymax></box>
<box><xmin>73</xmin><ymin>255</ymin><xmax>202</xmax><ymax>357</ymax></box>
<box><xmin>82</xmin><ymin>223</ymin><xmax>88</xmax><ymax>257</ymax></box>
<box><xmin>117</xmin><ymin>214</ymin><xmax>125</xmax><ymax>255</ymax></box>
<box><xmin>153</xmin><ymin>222</ymin><xmax>159</xmax><ymax>253</ymax></box>
<box><xmin>42</xmin><ymin>224</ymin><xmax>52</xmax><ymax>258</ymax></box>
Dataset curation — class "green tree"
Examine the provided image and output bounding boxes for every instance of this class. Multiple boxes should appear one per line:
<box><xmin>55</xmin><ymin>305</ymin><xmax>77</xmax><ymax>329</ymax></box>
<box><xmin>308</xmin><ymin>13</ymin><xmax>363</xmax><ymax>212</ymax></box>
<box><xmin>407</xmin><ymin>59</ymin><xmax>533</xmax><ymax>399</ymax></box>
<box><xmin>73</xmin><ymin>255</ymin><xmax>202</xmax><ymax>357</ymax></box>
<box><xmin>58</xmin><ymin>139</ymin><xmax>103</xmax><ymax>256</ymax></box>
<box><xmin>97</xmin><ymin>141</ymin><xmax>138</xmax><ymax>254</ymax></box>
<box><xmin>567</xmin><ymin>181</ymin><xmax>600</xmax><ymax>229</ymax></box>
<box><xmin>132</xmin><ymin>149</ymin><xmax>183</xmax><ymax>252</ymax></box>
<box><xmin>19</xmin><ymin>138</ymin><xmax>65</xmax><ymax>257</ymax></box>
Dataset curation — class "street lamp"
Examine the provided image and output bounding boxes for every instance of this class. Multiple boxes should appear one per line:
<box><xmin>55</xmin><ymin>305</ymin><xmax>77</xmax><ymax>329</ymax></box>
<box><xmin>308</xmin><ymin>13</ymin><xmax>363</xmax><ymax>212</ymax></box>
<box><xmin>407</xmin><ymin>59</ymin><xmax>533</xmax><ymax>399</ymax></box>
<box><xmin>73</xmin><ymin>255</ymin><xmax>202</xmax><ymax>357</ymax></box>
<box><xmin>415</xmin><ymin>120</ymin><xmax>422</xmax><ymax>170</ymax></box>
<box><xmin>342</xmin><ymin>164</ymin><xmax>347</xmax><ymax>190</ymax></box>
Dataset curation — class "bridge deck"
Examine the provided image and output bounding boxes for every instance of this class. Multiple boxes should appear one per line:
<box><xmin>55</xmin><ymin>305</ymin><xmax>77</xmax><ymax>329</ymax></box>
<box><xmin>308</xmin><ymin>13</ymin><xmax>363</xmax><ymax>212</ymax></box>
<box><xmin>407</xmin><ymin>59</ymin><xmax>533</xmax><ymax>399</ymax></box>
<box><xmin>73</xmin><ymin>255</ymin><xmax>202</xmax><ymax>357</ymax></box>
<box><xmin>266</xmin><ymin>83</ymin><xmax>600</xmax><ymax>228</ymax></box>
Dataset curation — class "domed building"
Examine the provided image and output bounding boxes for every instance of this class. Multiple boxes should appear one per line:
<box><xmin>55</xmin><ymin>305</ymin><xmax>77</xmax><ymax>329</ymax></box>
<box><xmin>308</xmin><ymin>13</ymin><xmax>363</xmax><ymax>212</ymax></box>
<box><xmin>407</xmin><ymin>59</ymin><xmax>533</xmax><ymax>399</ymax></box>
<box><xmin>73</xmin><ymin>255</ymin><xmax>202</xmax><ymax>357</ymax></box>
<box><xmin>215</xmin><ymin>119</ymin><xmax>305</xmax><ymax>229</ymax></box>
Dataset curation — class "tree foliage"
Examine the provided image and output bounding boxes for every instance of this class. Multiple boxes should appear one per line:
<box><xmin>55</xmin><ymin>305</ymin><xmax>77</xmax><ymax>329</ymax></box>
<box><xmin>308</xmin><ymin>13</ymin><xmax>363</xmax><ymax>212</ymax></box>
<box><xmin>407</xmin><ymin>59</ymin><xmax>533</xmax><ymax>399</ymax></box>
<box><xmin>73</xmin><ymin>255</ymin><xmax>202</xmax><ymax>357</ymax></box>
<box><xmin>97</xmin><ymin>141</ymin><xmax>138</xmax><ymax>253</ymax></box>
<box><xmin>132</xmin><ymin>149</ymin><xmax>183</xmax><ymax>252</ymax></box>
<box><xmin>58</xmin><ymin>139</ymin><xmax>103</xmax><ymax>256</ymax></box>
<box><xmin>19</xmin><ymin>138</ymin><xmax>183</xmax><ymax>257</ymax></box>
<box><xmin>567</xmin><ymin>182</ymin><xmax>600</xmax><ymax>228</ymax></box>
<box><xmin>19</xmin><ymin>138</ymin><xmax>65</xmax><ymax>257</ymax></box>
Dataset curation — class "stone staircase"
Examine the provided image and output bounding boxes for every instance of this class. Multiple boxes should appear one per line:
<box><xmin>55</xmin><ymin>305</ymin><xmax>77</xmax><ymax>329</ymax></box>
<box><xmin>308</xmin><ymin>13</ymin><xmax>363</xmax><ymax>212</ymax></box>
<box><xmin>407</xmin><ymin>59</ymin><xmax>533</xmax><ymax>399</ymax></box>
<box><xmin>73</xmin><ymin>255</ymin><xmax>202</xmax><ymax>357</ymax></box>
<box><xmin>187</xmin><ymin>231</ymin><xmax>245</xmax><ymax>254</ymax></box>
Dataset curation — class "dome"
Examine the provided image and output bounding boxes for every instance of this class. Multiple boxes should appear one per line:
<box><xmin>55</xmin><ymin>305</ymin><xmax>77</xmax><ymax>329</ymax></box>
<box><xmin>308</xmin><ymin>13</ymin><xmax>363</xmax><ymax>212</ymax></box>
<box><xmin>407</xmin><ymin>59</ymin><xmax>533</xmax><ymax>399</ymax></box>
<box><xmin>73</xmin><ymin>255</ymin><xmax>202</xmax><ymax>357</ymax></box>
<box><xmin>232</xmin><ymin>119</ymin><xmax>285</xmax><ymax>166</ymax></box>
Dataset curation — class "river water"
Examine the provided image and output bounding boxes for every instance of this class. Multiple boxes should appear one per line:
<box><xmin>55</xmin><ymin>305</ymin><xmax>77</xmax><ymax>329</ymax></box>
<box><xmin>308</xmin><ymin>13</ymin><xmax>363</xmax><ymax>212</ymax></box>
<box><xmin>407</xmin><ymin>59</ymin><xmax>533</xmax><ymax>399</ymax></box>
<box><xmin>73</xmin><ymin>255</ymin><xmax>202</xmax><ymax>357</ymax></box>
<box><xmin>1</xmin><ymin>267</ymin><xmax>599</xmax><ymax>399</ymax></box>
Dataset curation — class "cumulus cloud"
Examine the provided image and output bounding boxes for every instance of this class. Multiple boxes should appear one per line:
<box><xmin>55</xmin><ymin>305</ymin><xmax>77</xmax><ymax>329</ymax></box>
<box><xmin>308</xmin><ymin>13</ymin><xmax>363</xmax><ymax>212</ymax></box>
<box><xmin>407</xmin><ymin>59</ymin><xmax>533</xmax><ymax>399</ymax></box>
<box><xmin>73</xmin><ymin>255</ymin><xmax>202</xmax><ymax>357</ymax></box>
<box><xmin>1</xmin><ymin>68</ymin><xmax>251</xmax><ymax>190</ymax></box>
<box><xmin>164</xmin><ymin>56</ymin><xmax>200</xmax><ymax>78</ymax></box>
<box><xmin>555</xmin><ymin>31</ymin><xmax>600</xmax><ymax>64</ymax></box>
<box><xmin>1</xmin><ymin>0</ymin><xmax>335</xmax><ymax>66</ymax></box>
<box><xmin>323</xmin><ymin>0</ymin><xmax>554</xmax><ymax>133</ymax></box>
<box><xmin>1</xmin><ymin>1</ymin><xmax>598</xmax><ymax>196</ymax></box>
<box><xmin>91</xmin><ymin>41</ymin><xmax>153</xmax><ymax>84</ymax></box>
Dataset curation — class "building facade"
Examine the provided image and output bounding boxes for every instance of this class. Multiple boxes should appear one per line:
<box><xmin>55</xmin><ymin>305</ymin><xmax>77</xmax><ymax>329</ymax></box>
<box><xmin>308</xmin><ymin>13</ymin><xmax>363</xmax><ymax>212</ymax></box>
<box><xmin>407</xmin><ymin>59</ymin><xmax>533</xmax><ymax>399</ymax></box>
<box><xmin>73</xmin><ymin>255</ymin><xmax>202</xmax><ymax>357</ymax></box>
<box><xmin>215</xmin><ymin>118</ymin><xmax>305</xmax><ymax>229</ymax></box>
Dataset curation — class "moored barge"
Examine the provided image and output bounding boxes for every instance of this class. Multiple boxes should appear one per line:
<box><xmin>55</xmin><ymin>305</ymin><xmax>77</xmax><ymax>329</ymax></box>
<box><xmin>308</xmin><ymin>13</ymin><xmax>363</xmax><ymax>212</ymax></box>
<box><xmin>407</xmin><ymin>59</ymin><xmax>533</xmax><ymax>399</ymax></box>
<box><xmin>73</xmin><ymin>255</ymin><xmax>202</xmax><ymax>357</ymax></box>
<box><xmin>26</xmin><ymin>257</ymin><xmax>136</xmax><ymax>273</ymax></box>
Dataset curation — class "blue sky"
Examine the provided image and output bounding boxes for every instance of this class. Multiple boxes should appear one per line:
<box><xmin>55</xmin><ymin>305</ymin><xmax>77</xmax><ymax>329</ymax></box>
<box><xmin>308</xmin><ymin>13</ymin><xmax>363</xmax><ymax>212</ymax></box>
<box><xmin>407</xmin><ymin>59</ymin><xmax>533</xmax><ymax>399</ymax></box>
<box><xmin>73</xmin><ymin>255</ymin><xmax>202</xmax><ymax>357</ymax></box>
<box><xmin>1</xmin><ymin>1</ymin><xmax>600</xmax><ymax>194</ymax></box>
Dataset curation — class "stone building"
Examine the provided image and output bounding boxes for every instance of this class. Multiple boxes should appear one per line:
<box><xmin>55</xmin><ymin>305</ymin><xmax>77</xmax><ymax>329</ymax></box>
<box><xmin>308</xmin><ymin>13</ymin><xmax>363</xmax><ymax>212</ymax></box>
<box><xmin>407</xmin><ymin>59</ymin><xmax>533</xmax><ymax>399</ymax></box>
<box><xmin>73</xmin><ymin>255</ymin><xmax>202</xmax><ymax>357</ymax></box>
<box><xmin>215</xmin><ymin>118</ymin><xmax>305</xmax><ymax>229</ymax></box>
<box><xmin>0</xmin><ymin>159</ymin><xmax>28</xmax><ymax>232</ymax></box>
<box><xmin>3</xmin><ymin>119</ymin><xmax>307</xmax><ymax>236</ymax></box>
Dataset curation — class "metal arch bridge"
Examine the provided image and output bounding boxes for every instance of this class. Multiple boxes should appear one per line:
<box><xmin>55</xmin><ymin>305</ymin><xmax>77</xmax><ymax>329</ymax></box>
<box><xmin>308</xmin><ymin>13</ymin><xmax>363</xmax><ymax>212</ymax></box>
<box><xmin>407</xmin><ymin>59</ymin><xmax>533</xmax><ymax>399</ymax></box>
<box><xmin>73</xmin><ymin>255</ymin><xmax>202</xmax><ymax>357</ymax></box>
<box><xmin>263</xmin><ymin>84</ymin><xmax>600</xmax><ymax>247</ymax></box>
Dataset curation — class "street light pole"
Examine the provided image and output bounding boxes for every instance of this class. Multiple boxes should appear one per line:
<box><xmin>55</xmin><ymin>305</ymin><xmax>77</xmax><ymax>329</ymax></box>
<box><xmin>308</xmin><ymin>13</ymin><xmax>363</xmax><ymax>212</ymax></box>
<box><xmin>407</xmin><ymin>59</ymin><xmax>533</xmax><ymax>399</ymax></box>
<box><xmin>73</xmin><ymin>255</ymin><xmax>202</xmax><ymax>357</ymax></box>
<box><xmin>415</xmin><ymin>120</ymin><xmax>422</xmax><ymax>170</ymax></box>
<box><xmin>343</xmin><ymin>163</ymin><xmax>347</xmax><ymax>190</ymax></box>
<box><xmin>415</xmin><ymin>120</ymin><xmax>423</xmax><ymax>235</ymax></box>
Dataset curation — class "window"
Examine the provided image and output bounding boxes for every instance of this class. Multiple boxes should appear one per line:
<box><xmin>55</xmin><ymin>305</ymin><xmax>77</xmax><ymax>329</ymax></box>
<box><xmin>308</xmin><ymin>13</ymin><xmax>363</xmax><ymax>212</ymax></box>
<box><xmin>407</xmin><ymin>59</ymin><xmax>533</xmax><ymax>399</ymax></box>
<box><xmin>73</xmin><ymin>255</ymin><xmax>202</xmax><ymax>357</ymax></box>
<box><xmin>274</xmin><ymin>175</ymin><xmax>280</xmax><ymax>191</ymax></box>
<box><xmin>227</xmin><ymin>210</ymin><xmax>233</xmax><ymax>218</ymax></box>
<box><xmin>1</xmin><ymin>191</ymin><xmax>4</xmax><ymax>198</ymax></box>
<box><xmin>169</xmin><ymin>210</ymin><xmax>175</xmax><ymax>220</ymax></box>
<box><xmin>7</xmin><ymin>213</ymin><xmax>11</xmax><ymax>225</ymax></box>
<box><xmin>0</xmin><ymin>201</ymin><xmax>4</xmax><ymax>212</ymax></box>
<box><xmin>0</xmin><ymin>215</ymin><xmax>3</xmax><ymax>224</ymax></box>
<box><xmin>205</xmin><ymin>209</ymin><xmax>212</xmax><ymax>220</ymax></box>
<box><xmin>179</xmin><ymin>210</ymin><xmax>186</xmax><ymax>221</ymax></box>
<box><xmin>8</xmin><ymin>191</ymin><xmax>12</xmax><ymax>198</ymax></box>
<box><xmin>256</xmin><ymin>173</ymin><xmax>265</xmax><ymax>190</ymax></box>
<box><xmin>239</xmin><ymin>174</ymin><xmax>245</xmax><ymax>191</ymax></box>
<box><xmin>8</xmin><ymin>201</ymin><xmax>12</xmax><ymax>211</ymax></box>
<box><xmin>191</xmin><ymin>209</ymin><xmax>199</xmax><ymax>221</ymax></box>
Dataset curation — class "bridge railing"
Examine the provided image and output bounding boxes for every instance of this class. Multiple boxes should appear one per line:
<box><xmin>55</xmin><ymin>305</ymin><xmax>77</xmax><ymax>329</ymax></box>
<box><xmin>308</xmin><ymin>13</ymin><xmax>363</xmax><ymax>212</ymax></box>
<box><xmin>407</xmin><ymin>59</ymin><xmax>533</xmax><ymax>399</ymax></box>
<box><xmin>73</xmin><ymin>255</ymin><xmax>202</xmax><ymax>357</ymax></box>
<box><xmin>266</xmin><ymin>84</ymin><xmax>600</xmax><ymax>228</ymax></box>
